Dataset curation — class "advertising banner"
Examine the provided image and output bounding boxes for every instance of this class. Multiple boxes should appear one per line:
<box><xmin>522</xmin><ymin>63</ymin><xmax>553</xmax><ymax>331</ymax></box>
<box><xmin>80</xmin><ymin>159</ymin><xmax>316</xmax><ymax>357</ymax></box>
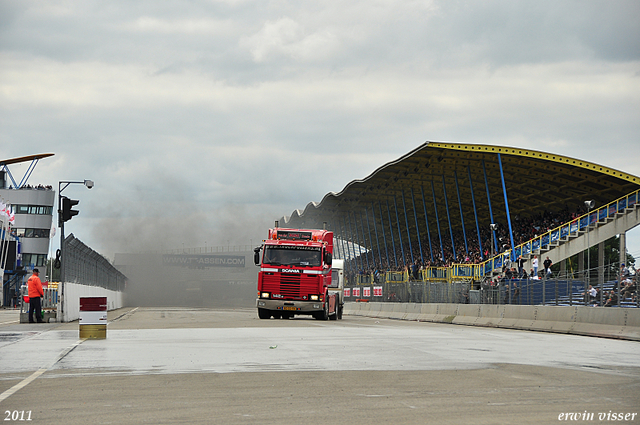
<box><xmin>162</xmin><ymin>254</ymin><xmax>245</xmax><ymax>268</ymax></box>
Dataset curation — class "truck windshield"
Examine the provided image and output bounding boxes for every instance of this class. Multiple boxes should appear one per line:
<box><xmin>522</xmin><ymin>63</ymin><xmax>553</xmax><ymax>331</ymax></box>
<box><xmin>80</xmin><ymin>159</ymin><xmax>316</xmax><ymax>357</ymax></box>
<box><xmin>263</xmin><ymin>246</ymin><xmax>321</xmax><ymax>267</ymax></box>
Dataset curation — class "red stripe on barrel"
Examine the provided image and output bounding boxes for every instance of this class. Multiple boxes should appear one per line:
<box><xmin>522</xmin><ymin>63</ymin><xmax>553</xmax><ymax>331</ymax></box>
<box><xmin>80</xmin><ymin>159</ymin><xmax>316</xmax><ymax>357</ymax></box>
<box><xmin>80</xmin><ymin>297</ymin><xmax>107</xmax><ymax>311</ymax></box>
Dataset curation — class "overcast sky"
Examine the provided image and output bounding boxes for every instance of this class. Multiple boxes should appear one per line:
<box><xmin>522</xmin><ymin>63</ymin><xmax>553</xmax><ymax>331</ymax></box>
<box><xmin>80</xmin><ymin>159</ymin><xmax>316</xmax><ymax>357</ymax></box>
<box><xmin>1</xmin><ymin>0</ymin><xmax>639</xmax><ymax>260</ymax></box>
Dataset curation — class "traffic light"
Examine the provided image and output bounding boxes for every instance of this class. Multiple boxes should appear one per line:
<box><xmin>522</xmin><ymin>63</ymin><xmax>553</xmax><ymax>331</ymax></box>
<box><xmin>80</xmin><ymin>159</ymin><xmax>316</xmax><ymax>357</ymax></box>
<box><xmin>61</xmin><ymin>196</ymin><xmax>80</xmax><ymax>222</ymax></box>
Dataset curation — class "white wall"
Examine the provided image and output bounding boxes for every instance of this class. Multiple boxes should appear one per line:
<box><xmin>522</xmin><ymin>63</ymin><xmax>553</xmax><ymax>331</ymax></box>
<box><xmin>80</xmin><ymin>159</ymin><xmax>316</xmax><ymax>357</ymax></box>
<box><xmin>59</xmin><ymin>282</ymin><xmax>124</xmax><ymax>322</ymax></box>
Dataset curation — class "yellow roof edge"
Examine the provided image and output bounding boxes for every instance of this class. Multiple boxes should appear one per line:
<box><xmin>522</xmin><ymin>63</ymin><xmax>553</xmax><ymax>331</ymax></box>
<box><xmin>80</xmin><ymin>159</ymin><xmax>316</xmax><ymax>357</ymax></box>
<box><xmin>427</xmin><ymin>142</ymin><xmax>640</xmax><ymax>185</ymax></box>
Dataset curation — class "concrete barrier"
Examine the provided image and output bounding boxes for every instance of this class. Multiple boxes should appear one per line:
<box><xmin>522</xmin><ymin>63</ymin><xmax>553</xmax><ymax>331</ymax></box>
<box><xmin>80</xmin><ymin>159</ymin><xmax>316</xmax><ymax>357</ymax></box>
<box><xmin>416</xmin><ymin>303</ymin><xmax>434</xmax><ymax>322</ymax></box>
<box><xmin>343</xmin><ymin>302</ymin><xmax>640</xmax><ymax>341</ymax></box>
<box><xmin>59</xmin><ymin>283</ymin><xmax>125</xmax><ymax>323</ymax></box>
<box><xmin>499</xmin><ymin>305</ymin><xmax>537</xmax><ymax>330</ymax></box>
<box><xmin>404</xmin><ymin>303</ymin><xmax>422</xmax><ymax>321</ymax></box>
<box><xmin>388</xmin><ymin>303</ymin><xmax>407</xmax><ymax>320</ymax></box>
<box><xmin>454</xmin><ymin>305</ymin><xmax>482</xmax><ymax>326</ymax></box>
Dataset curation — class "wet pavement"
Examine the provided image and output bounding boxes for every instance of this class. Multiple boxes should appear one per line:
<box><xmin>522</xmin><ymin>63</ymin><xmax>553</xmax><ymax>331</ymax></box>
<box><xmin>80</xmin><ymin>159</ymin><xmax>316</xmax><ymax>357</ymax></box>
<box><xmin>0</xmin><ymin>307</ymin><xmax>639</xmax><ymax>424</ymax></box>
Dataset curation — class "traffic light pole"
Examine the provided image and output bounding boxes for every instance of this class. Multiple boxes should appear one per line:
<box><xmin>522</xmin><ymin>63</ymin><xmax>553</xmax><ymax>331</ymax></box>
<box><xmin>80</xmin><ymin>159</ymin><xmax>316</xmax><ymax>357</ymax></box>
<box><xmin>57</xmin><ymin>179</ymin><xmax>93</xmax><ymax>322</ymax></box>
<box><xmin>59</xmin><ymin>196</ymin><xmax>65</xmax><ymax>321</ymax></box>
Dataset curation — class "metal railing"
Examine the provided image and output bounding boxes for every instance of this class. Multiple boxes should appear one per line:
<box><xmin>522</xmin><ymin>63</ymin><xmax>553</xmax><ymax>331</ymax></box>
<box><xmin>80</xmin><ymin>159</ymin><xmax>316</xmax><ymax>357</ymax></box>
<box><xmin>343</xmin><ymin>272</ymin><xmax>639</xmax><ymax>308</ymax></box>
<box><xmin>478</xmin><ymin>189</ymin><xmax>639</xmax><ymax>274</ymax></box>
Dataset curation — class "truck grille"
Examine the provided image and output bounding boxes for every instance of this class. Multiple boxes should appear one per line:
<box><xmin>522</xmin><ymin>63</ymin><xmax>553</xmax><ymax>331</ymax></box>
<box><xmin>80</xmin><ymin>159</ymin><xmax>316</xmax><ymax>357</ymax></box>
<box><xmin>262</xmin><ymin>273</ymin><xmax>318</xmax><ymax>299</ymax></box>
<box><xmin>279</xmin><ymin>274</ymin><xmax>301</xmax><ymax>298</ymax></box>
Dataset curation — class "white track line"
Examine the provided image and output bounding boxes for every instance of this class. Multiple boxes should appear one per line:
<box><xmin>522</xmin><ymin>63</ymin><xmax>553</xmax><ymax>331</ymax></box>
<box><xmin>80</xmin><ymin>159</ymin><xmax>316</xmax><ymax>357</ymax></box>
<box><xmin>1</xmin><ymin>306</ymin><xmax>139</xmax><ymax>402</ymax></box>
<box><xmin>0</xmin><ymin>339</ymin><xmax>86</xmax><ymax>403</ymax></box>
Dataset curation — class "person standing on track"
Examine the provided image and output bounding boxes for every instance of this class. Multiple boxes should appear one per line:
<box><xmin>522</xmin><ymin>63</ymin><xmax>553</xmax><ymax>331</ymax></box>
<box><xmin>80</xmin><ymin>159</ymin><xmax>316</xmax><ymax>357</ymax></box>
<box><xmin>28</xmin><ymin>268</ymin><xmax>45</xmax><ymax>323</ymax></box>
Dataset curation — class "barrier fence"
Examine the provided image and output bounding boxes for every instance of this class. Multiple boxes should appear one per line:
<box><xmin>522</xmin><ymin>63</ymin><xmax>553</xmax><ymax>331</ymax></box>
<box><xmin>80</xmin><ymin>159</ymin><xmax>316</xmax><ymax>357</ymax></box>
<box><xmin>64</xmin><ymin>234</ymin><xmax>127</xmax><ymax>292</ymax></box>
<box><xmin>344</xmin><ymin>274</ymin><xmax>639</xmax><ymax>308</ymax></box>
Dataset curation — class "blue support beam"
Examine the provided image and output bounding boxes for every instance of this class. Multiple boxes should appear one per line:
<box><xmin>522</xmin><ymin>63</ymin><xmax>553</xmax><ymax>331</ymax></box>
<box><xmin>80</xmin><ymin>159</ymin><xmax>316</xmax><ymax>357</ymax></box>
<box><xmin>482</xmin><ymin>160</ymin><xmax>498</xmax><ymax>255</ymax></box>
<box><xmin>468</xmin><ymin>166</ymin><xmax>484</xmax><ymax>260</ymax></box>
<box><xmin>379</xmin><ymin>202</ymin><xmax>391</xmax><ymax>268</ymax></box>
<box><xmin>354</xmin><ymin>212</ymin><xmax>368</xmax><ymax>271</ymax></box>
<box><xmin>338</xmin><ymin>217</ymin><xmax>348</xmax><ymax>261</ymax></box>
<box><xmin>497</xmin><ymin>153</ymin><xmax>516</xmax><ymax>259</ymax></box>
<box><xmin>431</xmin><ymin>180</ymin><xmax>445</xmax><ymax>261</ymax></box>
<box><xmin>393</xmin><ymin>195</ymin><xmax>406</xmax><ymax>268</ymax></box>
<box><xmin>347</xmin><ymin>214</ymin><xmax>362</xmax><ymax>272</ymax></box>
<box><xmin>339</xmin><ymin>217</ymin><xmax>353</xmax><ymax>274</ymax></box>
<box><xmin>367</xmin><ymin>206</ymin><xmax>383</xmax><ymax>269</ymax></box>
<box><xmin>410</xmin><ymin>187</ymin><xmax>425</xmax><ymax>265</ymax></box>
<box><xmin>442</xmin><ymin>175</ymin><xmax>456</xmax><ymax>262</ymax></box>
<box><xmin>420</xmin><ymin>185</ymin><xmax>434</xmax><ymax>262</ymax></box>
<box><xmin>386</xmin><ymin>199</ymin><xmax>398</xmax><ymax>268</ymax></box>
<box><xmin>454</xmin><ymin>170</ymin><xmax>468</xmax><ymax>255</ymax></box>
<box><xmin>358</xmin><ymin>210</ymin><xmax>370</xmax><ymax>271</ymax></box>
<box><xmin>401</xmin><ymin>189</ymin><xmax>414</xmax><ymax>263</ymax></box>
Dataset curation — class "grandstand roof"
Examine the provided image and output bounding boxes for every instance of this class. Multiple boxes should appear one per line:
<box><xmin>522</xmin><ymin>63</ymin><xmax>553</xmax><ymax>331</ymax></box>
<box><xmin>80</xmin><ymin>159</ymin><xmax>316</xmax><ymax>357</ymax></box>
<box><xmin>281</xmin><ymin>142</ymin><xmax>640</xmax><ymax>242</ymax></box>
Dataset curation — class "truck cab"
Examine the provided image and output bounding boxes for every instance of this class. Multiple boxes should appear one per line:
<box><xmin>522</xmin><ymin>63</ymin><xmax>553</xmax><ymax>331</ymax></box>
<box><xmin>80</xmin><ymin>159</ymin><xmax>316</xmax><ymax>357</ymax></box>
<box><xmin>254</xmin><ymin>227</ymin><xmax>343</xmax><ymax>320</ymax></box>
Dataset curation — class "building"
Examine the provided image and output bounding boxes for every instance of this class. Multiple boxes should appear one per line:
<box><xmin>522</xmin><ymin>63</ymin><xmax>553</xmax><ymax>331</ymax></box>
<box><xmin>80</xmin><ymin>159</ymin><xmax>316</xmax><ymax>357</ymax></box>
<box><xmin>0</xmin><ymin>185</ymin><xmax>55</xmax><ymax>269</ymax></box>
<box><xmin>0</xmin><ymin>154</ymin><xmax>56</xmax><ymax>271</ymax></box>
<box><xmin>1</xmin><ymin>154</ymin><xmax>55</xmax><ymax>306</ymax></box>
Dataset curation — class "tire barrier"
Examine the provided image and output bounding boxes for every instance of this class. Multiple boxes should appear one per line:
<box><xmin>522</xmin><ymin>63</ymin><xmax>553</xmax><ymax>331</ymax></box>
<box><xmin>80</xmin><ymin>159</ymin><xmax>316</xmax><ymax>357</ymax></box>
<box><xmin>344</xmin><ymin>302</ymin><xmax>640</xmax><ymax>341</ymax></box>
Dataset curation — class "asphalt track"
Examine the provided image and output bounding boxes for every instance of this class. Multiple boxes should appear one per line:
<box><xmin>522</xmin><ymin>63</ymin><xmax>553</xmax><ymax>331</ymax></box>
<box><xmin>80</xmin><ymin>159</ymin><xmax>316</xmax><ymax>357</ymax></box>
<box><xmin>0</xmin><ymin>307</ymin><xmax>639</xmax><ymax>425</ymax></box>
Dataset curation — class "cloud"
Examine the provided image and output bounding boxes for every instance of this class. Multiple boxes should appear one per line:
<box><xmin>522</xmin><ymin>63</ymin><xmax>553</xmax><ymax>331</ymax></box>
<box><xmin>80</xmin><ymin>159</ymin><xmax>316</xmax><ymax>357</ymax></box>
<box><xmin>122</xmin><ymin>16</ymin><xmax>235</xmax><ymax>35</ymax></box>
<box><xmin>240</xmin><ymin>17</ymin><xmax>340</xmax><ymax>63</ymax></box>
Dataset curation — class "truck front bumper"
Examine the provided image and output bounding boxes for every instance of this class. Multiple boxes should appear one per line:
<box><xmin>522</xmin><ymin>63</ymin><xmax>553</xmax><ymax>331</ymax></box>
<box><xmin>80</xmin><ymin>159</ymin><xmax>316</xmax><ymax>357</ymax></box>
<box><xmin>256</xmin><ymin>299</ymin><xmax>323</xmax><ymax>313</ymax></box>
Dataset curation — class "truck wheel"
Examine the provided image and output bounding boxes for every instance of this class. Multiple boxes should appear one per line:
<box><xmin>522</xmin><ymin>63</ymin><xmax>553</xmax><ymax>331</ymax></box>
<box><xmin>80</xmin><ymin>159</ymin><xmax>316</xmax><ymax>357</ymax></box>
<box><xmin>258</xmin><ymin>308</ymin><xmax>270</xmax><ymax>319</ymax></box>
<box><xmin>337</xmin><ymin>305</ymin><xmax>343</xmax><ymax>320</ymax></box>
<box><xmin>321</xmin><ymin>301</ymin><xmax>329</xmax><ymax>321</ymax></box>
<box><xmin>314</xmin><ymin>302</ymin><xmax>329</xmax><ymax>320</ymax></box>
<box><xmin>329</xmin><ymin>307</ymin><xmax>337</xmax><ymax>320</ymax></box>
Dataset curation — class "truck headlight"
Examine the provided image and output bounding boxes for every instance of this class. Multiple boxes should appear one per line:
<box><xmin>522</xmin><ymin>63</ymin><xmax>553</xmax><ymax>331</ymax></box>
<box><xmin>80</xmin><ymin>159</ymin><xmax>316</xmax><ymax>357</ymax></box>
<box><xmin>310</xmin><ymin>294</ymin><xmax>319</xmax><ymax>301</ymax></box>
<box><xmin>261</xmin><ymin>292</ymin><xmax>270</xmax><ymax>299</ymax></box>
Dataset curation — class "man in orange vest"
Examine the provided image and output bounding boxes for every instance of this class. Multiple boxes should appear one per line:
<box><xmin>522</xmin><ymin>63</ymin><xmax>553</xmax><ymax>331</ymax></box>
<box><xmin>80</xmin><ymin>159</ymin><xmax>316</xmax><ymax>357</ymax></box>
<box><xmin>27</xmin><ymin>268</ymin><xmax>45</xmax><ymax>323</ymax></box>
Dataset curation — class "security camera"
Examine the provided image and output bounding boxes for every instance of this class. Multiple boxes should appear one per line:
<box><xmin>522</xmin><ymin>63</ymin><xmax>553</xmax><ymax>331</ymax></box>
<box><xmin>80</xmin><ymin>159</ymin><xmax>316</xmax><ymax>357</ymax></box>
<box><xmin>84</xmin><ymin>180</ymin><xmax>94</xmax><ymax>189</ymax></box>
<box><xmin>584</xmin><ymin>200</ymin><xmax>594</xmax><ymax>209</ymax></box>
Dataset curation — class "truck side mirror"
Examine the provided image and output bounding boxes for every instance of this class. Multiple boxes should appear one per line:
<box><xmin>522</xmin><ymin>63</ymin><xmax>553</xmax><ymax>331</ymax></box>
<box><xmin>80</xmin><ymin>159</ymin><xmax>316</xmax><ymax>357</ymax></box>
<box><xmin>253</xmin><ymin>247</ymin><xmax>261</xmax><ymax>266</ymax></box>
<box><xmin>324</xmin><ymin>251</ymin><xmax>332</xmax><ymax>266</ymax></box>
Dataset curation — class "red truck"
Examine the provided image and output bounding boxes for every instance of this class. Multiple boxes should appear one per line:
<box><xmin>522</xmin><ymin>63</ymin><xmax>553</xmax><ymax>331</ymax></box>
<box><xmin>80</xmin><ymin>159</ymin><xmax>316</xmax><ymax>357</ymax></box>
<box><xmin>254</xmin><ymin>224</ymin><xmax>343</xmax><ymax>320</ymax></box>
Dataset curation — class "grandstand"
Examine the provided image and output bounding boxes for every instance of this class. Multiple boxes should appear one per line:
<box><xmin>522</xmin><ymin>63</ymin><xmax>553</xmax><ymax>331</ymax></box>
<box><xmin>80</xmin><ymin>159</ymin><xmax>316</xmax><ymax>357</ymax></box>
<box><xmin>280</xmin><ymin>142</ymin><xmax>640</xmax><ymax>307</ymax></box>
